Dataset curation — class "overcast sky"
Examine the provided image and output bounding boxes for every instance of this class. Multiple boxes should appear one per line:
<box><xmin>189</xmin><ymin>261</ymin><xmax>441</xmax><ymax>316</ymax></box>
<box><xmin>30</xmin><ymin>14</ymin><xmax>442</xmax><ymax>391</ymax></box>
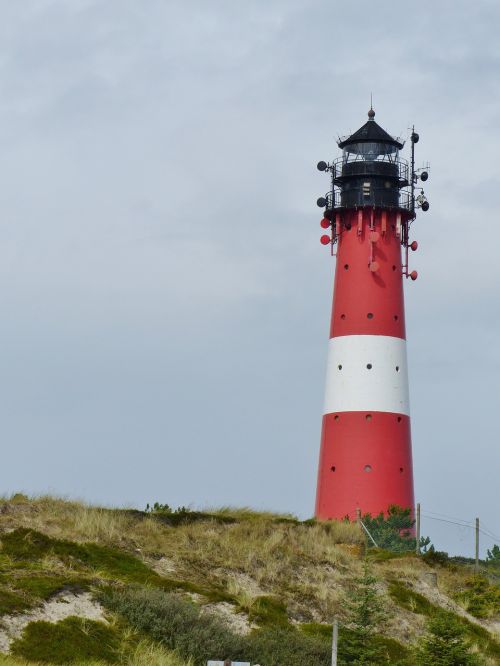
<box><xmin>0</xmin><ymin>0</ymin><xmax>498</xmax><ymax>556</ymax></box>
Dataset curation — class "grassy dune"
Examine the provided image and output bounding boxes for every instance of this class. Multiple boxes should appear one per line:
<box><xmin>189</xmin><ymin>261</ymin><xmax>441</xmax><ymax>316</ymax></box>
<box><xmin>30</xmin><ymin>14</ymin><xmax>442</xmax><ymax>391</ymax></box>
<box><xmin>0</xmin><ymin>494</ymin><xmax>498</xmax><ymax>665</ymax></box>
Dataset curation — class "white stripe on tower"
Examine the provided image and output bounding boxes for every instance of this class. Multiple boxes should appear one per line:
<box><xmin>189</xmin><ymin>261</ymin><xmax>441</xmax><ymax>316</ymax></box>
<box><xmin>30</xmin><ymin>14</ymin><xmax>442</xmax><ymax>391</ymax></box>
<box><xmin>323</xmin><ymin>335</ymin><xmax>410</xmax><ymax>415</ymax></box>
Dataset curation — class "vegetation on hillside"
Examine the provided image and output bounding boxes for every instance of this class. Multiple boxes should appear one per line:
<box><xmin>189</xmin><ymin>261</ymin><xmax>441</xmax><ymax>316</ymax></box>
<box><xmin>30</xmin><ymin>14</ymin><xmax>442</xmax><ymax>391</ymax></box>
<box><xmin>0</xmin><ymin>494</ymin><xmax>498</xmax><ymax>665</ymax></box>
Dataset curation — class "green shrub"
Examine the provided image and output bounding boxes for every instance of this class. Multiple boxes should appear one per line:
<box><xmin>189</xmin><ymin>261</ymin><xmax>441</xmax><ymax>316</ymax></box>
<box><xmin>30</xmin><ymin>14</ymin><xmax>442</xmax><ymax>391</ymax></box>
<box><xmin>486</xmin><ymin>544</ymin><xmax>500</xmax><ymax>567</ymax></box>
<box><xmin>145</xmin><ymin>503</ymin><xmax>236</xmax><ymax>527</ymax></box>
<box><xmin>248</xmin><ymin>626</ymin><xmax>330</xmax><ymax>666</ymax></box>
<box><xmin>10</xmin><ymin>617</ymin><xmax>120</xmax><ymax>663</ymax></box>
<box><xmin>361</xmin><ymin>506</ymin><xmax>416</xmax><ymax>553</ymax></box>
<box><xmin>300</xmin><ymin>623</ymin><xmax>412</xmax><ymax>665</ymax></box>
<box><xmin>422</xmin><ymin>547</ymin><xmax>449</xmax><ymax>566</ymax></box>
<box><xmin>100</xmin><ymin>586</ymin><xmax>246</xmax><ymax>666</ymax></box>
<box><xmin>416</xmin><ymin>615</ymin><xmax>482</xmax><ymax>665</ymax></box>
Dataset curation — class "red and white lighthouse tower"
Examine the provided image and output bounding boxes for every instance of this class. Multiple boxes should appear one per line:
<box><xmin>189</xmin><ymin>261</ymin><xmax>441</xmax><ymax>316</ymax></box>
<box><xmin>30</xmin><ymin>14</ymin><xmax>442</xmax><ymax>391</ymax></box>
<box><xmin>315</xmin><ymin>108</ymin><xmax>428</xmax><ymax>521</ymax></box>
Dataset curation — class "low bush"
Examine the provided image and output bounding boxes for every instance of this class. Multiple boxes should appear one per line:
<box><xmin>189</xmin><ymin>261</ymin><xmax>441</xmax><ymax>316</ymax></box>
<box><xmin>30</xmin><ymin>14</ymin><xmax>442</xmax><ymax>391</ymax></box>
<box><xmin>248</xmin><ymin>626</ymin><xmax>330</xmax><ymax>666</ymax></box>
<box><xmin>10</xmin><ymin>617</ymin><xmax>121</xmax><ymax>663</ymax></box>
<box><xmin>100</xmin><ymin>586</ymin><xmax>246</xmax><ymax>665</ymax></box>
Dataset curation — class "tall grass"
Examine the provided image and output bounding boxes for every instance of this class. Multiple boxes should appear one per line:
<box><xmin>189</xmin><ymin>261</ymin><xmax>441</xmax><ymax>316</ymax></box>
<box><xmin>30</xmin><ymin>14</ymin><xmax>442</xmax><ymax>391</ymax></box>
<box><xmin>0</xmin><ymin>640</ymin><xmax>191</xmax><ymax>665</ymax></box>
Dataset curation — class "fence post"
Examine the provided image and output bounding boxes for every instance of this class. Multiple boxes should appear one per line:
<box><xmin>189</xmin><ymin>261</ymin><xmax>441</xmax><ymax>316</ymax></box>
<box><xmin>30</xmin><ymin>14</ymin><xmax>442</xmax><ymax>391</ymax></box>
<box><xmin>332</xmin><ymin>618</ymin><xmax>338</xmax><ymax>666</ymax></box>
<box><xmin>475</xmin><ymin>517</ymin><xmax>479</xmax><ymax>573</ymax></box>
<box><xmin>415</xmin><ymin>502</ymin><xmax>421</xmax><ymax>555</ymax></box>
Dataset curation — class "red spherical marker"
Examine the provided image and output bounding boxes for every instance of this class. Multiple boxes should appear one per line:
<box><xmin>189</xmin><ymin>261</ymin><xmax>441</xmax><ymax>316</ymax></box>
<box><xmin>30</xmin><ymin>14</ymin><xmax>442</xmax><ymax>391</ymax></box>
<box><xmin>320</xmin><ymin>218</ymin><xmax>331</xmax><ymax>229</ymax></box>
<box><xmin>315</xmin><ymin>109</ymin><xmax>427</xmax><ymax>522</ymax></box>
<box><xmin>320</xmin><ymin>234</ymin><xmax>331</xmax><ymax>245</ymax></box>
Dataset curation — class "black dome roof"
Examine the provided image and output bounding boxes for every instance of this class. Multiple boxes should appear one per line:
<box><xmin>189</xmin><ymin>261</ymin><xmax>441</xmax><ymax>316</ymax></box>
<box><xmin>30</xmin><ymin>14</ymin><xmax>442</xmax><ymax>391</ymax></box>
<box><xmin>338</xmin><ymin>110</ymin><xmax>403</xmax><ymax>150</ymax></box>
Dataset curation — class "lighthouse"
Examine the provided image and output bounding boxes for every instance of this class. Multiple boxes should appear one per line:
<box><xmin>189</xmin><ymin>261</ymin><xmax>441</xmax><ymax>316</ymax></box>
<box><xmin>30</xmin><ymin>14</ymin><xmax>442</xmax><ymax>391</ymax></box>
<box><xmin>315</xmin><ymin>108</ymin><xmax>428</xmax><ymax>521</ymax></box>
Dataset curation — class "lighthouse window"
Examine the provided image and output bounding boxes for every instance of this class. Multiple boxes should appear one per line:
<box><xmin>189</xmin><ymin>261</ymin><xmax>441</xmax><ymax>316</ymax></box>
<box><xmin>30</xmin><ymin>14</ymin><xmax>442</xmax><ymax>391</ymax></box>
<box><xmin>367</xmin><ymin>312</ymin><xmax>373</xmax><ymax>319</ymax></box>
<box><xmin>363</xmin><ymin>182</ymin><xmax>371</xmax><ymax>197</ymax></box>
<box><xmin>366</xmin><ymin>363</ymin><xmax>372</xmax><ymax>370</ymax></box>
<box><xmin>331</xmin><ymin>466</ymin><xmax>336</xmax><ymax>472</ymax></box>
<box><xmin>338</xmin><ymin>364</ymin><xmax>342</xmax><ymax>370</ymax></box>
<box><xmin>364</xmin><ymin>465</ymin><xmax>372</xmax><ymax>473</ymax></box>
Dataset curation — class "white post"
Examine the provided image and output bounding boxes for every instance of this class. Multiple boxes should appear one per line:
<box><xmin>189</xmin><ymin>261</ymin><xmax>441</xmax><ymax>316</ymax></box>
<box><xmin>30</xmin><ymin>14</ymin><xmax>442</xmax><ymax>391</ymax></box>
<box><xmin>332</xmin><ymin>618</ymin><xmax>338</xmax><ymax>666</ymax></box>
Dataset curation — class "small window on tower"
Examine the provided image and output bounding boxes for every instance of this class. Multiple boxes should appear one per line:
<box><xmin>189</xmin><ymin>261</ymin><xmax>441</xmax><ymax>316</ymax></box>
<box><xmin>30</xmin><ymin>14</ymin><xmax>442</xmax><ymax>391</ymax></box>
<box><xmin>363</xmin><ymin>182</ymin><xmax>371</xmax><ymax>197</ymax></box>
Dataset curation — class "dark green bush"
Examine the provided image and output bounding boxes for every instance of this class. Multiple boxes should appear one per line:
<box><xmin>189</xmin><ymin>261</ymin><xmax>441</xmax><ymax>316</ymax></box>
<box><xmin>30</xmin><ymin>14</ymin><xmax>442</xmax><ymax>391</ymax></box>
<box><xmin>422</xmin><ymin>547</ymin><xmax>449</xmax><ymax>566</ymax></box>
<box><xmin>361</xmin><ymin>506</ymin><xmax>416</xmax><ymax>553</ymax></box>
<box><xmin>416</xmin><ymin>615</ymin><xmax>482</xmax><ymax>665</ymax></box>
<box><xmin>10</xmin><ymin>617</ymin><xmax>120</xmax><ymax>663</ymax></box>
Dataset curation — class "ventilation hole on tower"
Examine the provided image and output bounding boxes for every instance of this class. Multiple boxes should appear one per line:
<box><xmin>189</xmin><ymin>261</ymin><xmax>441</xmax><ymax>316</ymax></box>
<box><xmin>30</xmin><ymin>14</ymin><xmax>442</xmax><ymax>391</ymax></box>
<box><xmin>394</xmin><ymin>315</ymin><xmax>399</xmax><ymax>321</ymax></box>
<box><xmin>344</xmin><ymin>264</ymin><xmax>349</xmax><ymax>270</ymax></box>
<box><xmin>396</xmin><ymin>366</ymin><xmax>400</xmax><ymax>372</ymax></box>
<box><xmin>366</xmin><ymin>414</ymin><xmax>372</xmax><ymax>421</ymax></box>
<box><xmin>367</xmin><ymin>312</ymin><xmax>374</xmax><ymax>319</ymax></box>
<box><xmin>341</xmin><ymin>314</ymin><xmax>346</xmax><ymax>320</ymax></box>
<box><xmin>338</xmin><ymin>364</ymin><xmax>342</xmax><ymax>370</ymax></box>
<box><xmin>331</xmin><ymin>466</ymin><xmax>336</xmax><ymax>472</ymax></box>
<box><xmin>364</xmin><ymin>465</ymin><xmax>372</xmax><ymax>473</ymax></box>
<box><xmin>334</xmin><ymin>415</ymin><xmax>340</xmax><ymax>421</ymax></box>
<box><xmin>399</xmin><ymin>467</ymin><xmax>404</xmax><ymax>473</ymax></box>
<box><xmin>392</xmin><ymin>265</ymin><xmax>397</xmax><ymax>271</ymax></box>
<box><xmin>366</xmin><ymin>363</ymin><xmax>373</xmax><ymax>370</ymax></box>
<box><xmin>397</xmin><ymin>416</ymin><xmax>402</xmax><ymax>423</ymax></box>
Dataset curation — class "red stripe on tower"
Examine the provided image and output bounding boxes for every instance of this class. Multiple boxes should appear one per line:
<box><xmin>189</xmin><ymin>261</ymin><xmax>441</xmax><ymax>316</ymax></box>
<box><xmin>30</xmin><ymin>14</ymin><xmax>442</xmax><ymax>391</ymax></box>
<box><xmin>315</xmin><ymin>108</ymin><xmax>429</xmax><ymax>521</ymax></box>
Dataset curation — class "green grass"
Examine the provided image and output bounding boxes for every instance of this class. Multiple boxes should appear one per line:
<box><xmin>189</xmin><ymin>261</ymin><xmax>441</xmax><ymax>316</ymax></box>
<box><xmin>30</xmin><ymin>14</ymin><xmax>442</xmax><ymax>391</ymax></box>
<box><xmin>1</xmin><ymin>528</ymin><xmax>162</xmax><ymax>585</ymax></box>
<box><xmin>12</xmin><ymin>575</ymin><xmax>90</xmax><ymax>599</ymax></box>
<box><xmin>0</xmin><ymin>588</ymin><xmax>30</xmax><ymax>615</ymax></box>
<box><xmin>10</xmin><ymin>617</ymin><xmax>121</xmax><ymax>663</ymax></box>
<box><xmin>1</xmin><ymin>529</ymin><xmax>238</xmax><ymax>605</ymax></box>
<box><xmin>247</xmin><ymin>595</ymin><xmax>289</xmax><ymax>627</ymax></box>
<box><xmin>388</xmin><ymin>581</ymin><xmax>435</xmax><ymax>615</ymax></box>
<box><xmin>453</xmin><ymin>576</ymin><xmax>500</xmax><ymax>619</ymax></box>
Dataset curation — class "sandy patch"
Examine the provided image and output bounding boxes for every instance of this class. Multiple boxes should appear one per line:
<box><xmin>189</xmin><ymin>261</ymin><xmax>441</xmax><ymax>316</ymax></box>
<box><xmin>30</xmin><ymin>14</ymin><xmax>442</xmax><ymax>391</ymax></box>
<box><xmin>0</xmin><ymin>590</ymin><xmax>107</xmax><ymax>653</ymax></box>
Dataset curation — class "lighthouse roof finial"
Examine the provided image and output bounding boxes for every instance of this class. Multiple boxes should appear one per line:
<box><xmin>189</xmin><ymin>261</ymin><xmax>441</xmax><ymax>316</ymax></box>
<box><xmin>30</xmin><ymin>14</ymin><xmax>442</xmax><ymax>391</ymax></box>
<box><xmin>368</xmin><ymin>93</ymin><xmax>375</xmax><ymax>119</ymax></box>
